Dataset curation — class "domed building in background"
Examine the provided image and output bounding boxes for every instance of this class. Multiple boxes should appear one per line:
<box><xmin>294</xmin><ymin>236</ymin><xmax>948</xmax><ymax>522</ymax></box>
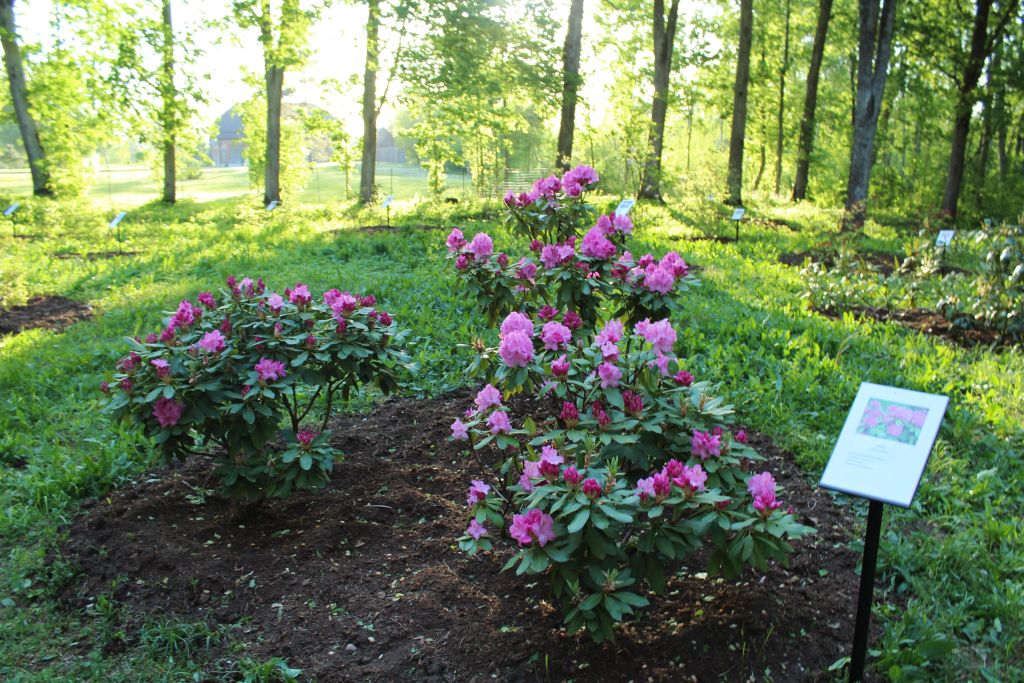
<box><xmin>210</xmin><ymin>108</ymin><xmax>245</xmax><ymax>166</ymax></box>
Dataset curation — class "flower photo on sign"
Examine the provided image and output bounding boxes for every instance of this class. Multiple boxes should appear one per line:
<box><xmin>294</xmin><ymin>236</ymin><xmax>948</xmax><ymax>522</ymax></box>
<box><xmin>856</xmin><ymin>398</ymin><xmax>928</xmax><ymax>446</ymax></box>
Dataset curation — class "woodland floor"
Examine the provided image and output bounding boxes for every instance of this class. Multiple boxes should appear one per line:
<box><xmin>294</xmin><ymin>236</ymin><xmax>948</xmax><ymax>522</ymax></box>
<box><xmin>58</xmin><ymin>390</ymin><xmax>873</xmax><ymax>682</ymax></box>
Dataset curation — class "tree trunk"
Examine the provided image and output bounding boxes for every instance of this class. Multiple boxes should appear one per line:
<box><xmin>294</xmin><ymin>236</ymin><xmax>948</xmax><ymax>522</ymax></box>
<box><xmin>939</xmin><ymin>0</ymin><xmax>1018</xmax><ymax>220</ymax></box>
<box><xmin>638</xmin><ymin>0</ymin><xmax>680</xmax><ymax>201</ymax></box>
<box><xmin>976</xmin><ymin>89</ymin><xmax>993</xmax><ymax>202</ymax></box>
<box><xmin>726</xmin><ymin>0</ymin><xmax>754</xmax><ymax>206</ymax></box>
<box><xmin>555</xmin><ymin>0</ymin><xmax>584</xmax><ymax>171</ymax></box>
<box><xmin>773</xmin><ymin>0</ymin><xmax>791</xmax><ymax>195</ymax></box>
<box><xmin>793</xmin><ymin>0</ymin><xmax>832</xmax><ymax>201</ymax></box>
<box><xmin>0</xmin><ymin>0</ymin><xmax>51</xmax><ymax>197</ymax></box>
<box><xmin>161</xmin><ymin>0</ymin><xmax>176</xmax><ymax>204</ymax></box>
<box><xmin>359</xmin><ymin>0</ymin><xmax>380</xmax><ymax>204</ymax></box>
<box><xmin>843</xmin><ymin>0</ymin><xmax>897</xmax><ymax>230</ymax></box>
<box><xmin>264</xmin><ymin>64</ymin><xmax>284</xmax><ymax>205</ymax></box>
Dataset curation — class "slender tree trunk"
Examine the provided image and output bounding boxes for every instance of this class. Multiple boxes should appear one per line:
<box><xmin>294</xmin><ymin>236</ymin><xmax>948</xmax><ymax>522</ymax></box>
<box><xmin>359</xmin><ymin>0</ymin><xmax>380</xmax><ymax>204</ymax></box>
<box><xmin>638</xmin><ymin>0</ymin><xmax>680</xmax><ymax>201</ymax></box>
<box><xmin>939</xmin><ymin>0</ymin><xmax>1018</xmax><ymax>220</ymax></box>
<box><xmin>160</xmin><ymin>0</ymin><xmax>176</xmax><ymax>204</ymax></box>
<box><xmin>555</xmin><ymin>0</ymin><xmax>584</xmax><ymax>171</ymax></box>
<box><xmin>843</xmin><ymin>0</ymin><xmax>897</xmax><ymax>230</ymax></box>
<box><xmin>773</xmin><ymin>0</ymin><xmax>791</xmax><ymax>195</ymax></box>
<box><xmin>976</xmin><ymin>89</ymin><xmax>993</xmax><ymax>203</ymax></box>
<box><xmin>753</xmin><ymin>140</ymin><xmax>766</xmax><ymax>191</ymax></box>
<box><xmin>264</xmin><ymin>64</ymin><xmax>283</xmax><ymax>205</ymax></box>
<box><xmin>793</xmin><ymin>0</ymin><xmax>832</xmax><ymax>201</ymax></box>
<box><xmin>726</xmin><ymin>0</ymin><xmax>754</xmax><ymax>206</ymax></box>
<box><xmin>0</xmin><ymin>0</ymin><xmax>51</xmax><ymax>196</ymax></box>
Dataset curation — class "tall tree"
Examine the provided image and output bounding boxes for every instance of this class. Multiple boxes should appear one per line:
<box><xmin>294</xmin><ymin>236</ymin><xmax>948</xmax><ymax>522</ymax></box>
<box><xmin>939</xmin><ymin>0</ymin><xmax>1019</xmax><ymax>220</ymax></box>
<box><xmin>773</xmin><ymin>0</ymin><xmax>792</xmax><ymax>194</ymax></box>
<box><xmin>638</xmin><ymin>0</ymin><xmax>680</xmax><ymax>201</ymax></box>
<box><xmin>359</xmin><ymin>0</ymin><xmax>379</xmax><ymax>203</ymax></box>
<box><xmin>0</xmin><ymin>0</ymin><xmax>52</xmax><ymax>196</ymax></box>
<box><xmin>160</xmin><ymin>0</ymin><xmax>176</xmax><ymax>203</ymax></box>
<box><xmin>232</xmin><ymin>0</ymin><xmax>314</xmax><ymax>206</ymax></box>
<box><xmin>844</xmin><ymin>0</ymin><xmax>896</xmax><ymax>230</ymax></box>
<box><xmin>555</xmin><ymin>0</ymin><xmax>584</xmax><ymax>171</ymax></box>
<box><xmin>792</xmin><ymin>0</ymin><xmax>832</xmax><ymax>201</ymax></box>
<box><xmin>726</xmin><ymin>0</ymin><xmax>754</xmax><ymax>205</ymax></box>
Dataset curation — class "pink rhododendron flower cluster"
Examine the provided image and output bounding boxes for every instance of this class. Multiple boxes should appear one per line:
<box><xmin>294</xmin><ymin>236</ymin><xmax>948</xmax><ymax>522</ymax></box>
<box><xmin>540</xmin><ymin>321</ymin><xmax>572</xmax><ymax>350</ymax></box>
<box><xmin>509</xmin><ymin>508</ymin><xmax>556</xmax><ymax>546</ymax></box>
<box><xmin>152</xmin><ymin>397</ymin><xmax>184</xmax><ymax>427</ymax></box>
<box><xmin>198</xmin><ymin>292</ymin><xmax>217</xmax><ymax>309</ymax></box>
<box><xmin>597</xmin><ymin>362</ymin><xmax>622</xmax><ymax>388</ymax></box>
<box><xmin>532</xmin><ymin>175</ymin><xmax>562</xmax><ymax>198</ymax></box>
<box><xmin>466</xmin><ymin>479</ymin><xmax>490</xmax><ymax>507</ymax></box>
<box><xmin>636</xmin><ymin>459</ymin><xmax>708</xmax><ymax>501</ymax></box>
<box><xmin>498</xmin><ymin>311</ymin><xmax>535</xmax><ymax>368</ymax></box>
<box><xmin>171</xmin><ymin>300</ymin><xmax>199</xmax><ymax>329</ymax></box>
<box><xmin>634</xmin><ymin>318</ymin><xmax>677</xmax><ymax>354</ymax></box>
<box><xmin>198</xmin><ymin>330</ymin><xmax>226</xmax><ymax>354</ymax></box>
<box><xmin>289</xmin><ymin>283</ymin><xmax>311</xmax><ymax>306</ymax></box>
<box><xmin>582</xmin><ymin>478</ymin><xmax>602</xmax><ymax>499</ymax></box>
<box><xmin>296</xmin><ymin>429</ymin><xmax>319</xmax><ymax>447</ymax></box>
<box><xmin>466</xmin><ymin>519</ymin><xmax>488</xmax><ymax>540</ymax></box>
<box><xmin>487</xmin><ymin>410</ymin><xmax>512</xmax><ymax>434</ymax></box>
<box><xmin>151</xmin><ymin>358</ymin><xmax>170</xmax><ymax>378</ymax></box>
<box><xmin>748</xmin><ymin>471</ymin><xmax>783</xmax><ymax>515</ymax></box>
<box><xmin>446</xmin><ymin>228</ymin><xmax>467</xmax><ymax>252</ymax></box>
<box><xmin>561</xmin><ymin>164</ymin><xmax>599</xmax><ymax>197</ymax></box>
<box><xmin>595</xmin><ymin>213</ymin><xmax>633</xmax><ymax>236</ymax></box>
<box><xmin>474</xmin><ymin>384</ymin><xmax>503</xmax><ymax>412</ymax></box>
<box><xmin>255</xmin><ymin>357</ymin><xmax>287</xmax><ymax>382</ymax></box>
<box><xmin>468</xmin><ymin>233</ymin><xmax>494</xmax><ymax>259</ymax></box>
<box><xmin>580</xmin><ymin>225</ymin><xmax>617</xmax><ymax>260</ymax></box>
<box><xmin>503</xmin><ymin>189</ymin><xmax>541</xmax><ymax>208</ymax></box>
<box><xmin>540</xmin><ymin>241</ymin><xmax>576</xmax><ymax>269</ymax></box>
<box><xmin>450</xmin><ymin>418</ymin><xmax>469</xmax><ymax>440</ymax></box>
<box><xmin>691</xmin><ymin>430</ymin><xmax>722</xmax><ymax>460</ymax></box>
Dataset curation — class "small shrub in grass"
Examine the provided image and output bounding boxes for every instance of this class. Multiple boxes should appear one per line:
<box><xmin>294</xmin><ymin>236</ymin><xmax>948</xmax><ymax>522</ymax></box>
<box><xmin>446</xmin><ymin>167</ymin><xmax>813</xmax><ymax>642</ymax></box>
<box><xmin>101</xmin><ymin>276</ymin><xmax>412</xmax><ymax>502</ymax></box>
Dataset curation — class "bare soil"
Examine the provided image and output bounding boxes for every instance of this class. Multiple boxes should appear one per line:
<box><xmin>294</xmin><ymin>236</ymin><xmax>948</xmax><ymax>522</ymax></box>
<box><xmin>0</xmin><ymin>295</ymin><xmax>93</xmax><ymax>336</ymax></box>
<box><xmin>813</xmin><ymin>304</ymin><xmax>1013</xmax><ymax>347</ymax></box>
<box><xmin>53</xmin><ymin>250</ymin><xmax>140</xmax><ymax>260</ymax></box>
<box><xmin>59</xmin><ymin>391</ymin><xmax>872</xmax><ymax>682</ymax></box>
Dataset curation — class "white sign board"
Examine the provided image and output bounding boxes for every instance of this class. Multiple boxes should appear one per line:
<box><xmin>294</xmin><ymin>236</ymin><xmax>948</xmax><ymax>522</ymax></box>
<box><xmin>108</xmin><ymin>211</ymin><xmax>127</xmax><ymax>229</ymax></box>
<box><xmin>3</xmin><ymin>202</ymin><xmax>20</xmax><ymax>216</ymax></box>
<box><xmin>266</xmin><ymin>200</ymin><xmax>279</xmax><ymax>211</ymax></box>
<box><xmin>614</xmin><ymin>199</ymin><xmax>635</xmax><ymax>216</ymax></box>
<box><xmin>730</xmin><ymin>208</ymin><xmax>746</xmax><ymax>221</ymax></box>
<box><xmin>382</xmin><ymin>194</ymin><xmax>394</xmax><ymax>208</ymax></box>
<box><xmin>820</xmin><ymin>382</ymin><xmax>948</xmax><ymax>508</ymax></box>
<box><xmin>935</xmin><ymin>230</ymin><xmax>955</xmax><ymax>247</ymax></box>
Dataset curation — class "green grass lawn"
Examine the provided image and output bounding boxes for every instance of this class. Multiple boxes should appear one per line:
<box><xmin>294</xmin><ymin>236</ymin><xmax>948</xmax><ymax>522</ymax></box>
<box><xmin>0</xmin><ymin>195</ymin><xmax>1020</xmax><ymax>681</ymax></box>
<box><xmin>0</xmin><ymin>162</ymin><xmax>472</xmax><ymax>209</ymax></box>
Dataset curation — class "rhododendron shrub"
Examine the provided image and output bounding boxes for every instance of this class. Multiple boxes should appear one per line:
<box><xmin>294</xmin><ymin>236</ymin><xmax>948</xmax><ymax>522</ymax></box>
<box><xmin>446</xmin><ymin>166</ymin><xmax>699</xmax><ymax>328</ymax></box>
<box><xmin>102</xmin><ymin>277</ymin><xmax>412</xmax><ymax>503</ymax></box>
<box><xmin>452</xmin><ymin>312</ymin><xmax>813</xmax><ymax>642</ymax></box>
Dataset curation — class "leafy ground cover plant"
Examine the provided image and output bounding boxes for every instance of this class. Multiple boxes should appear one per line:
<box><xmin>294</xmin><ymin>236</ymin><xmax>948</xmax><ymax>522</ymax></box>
<box><xmin>101</xmin><ymin>276</ymin><xmax>412</xmax><ymax>502</ymax></box>
<box><xmin>445</xmin><ymin>168</ymin><xmax>813</xmax><ymax>641</ymax></box>
<box><xmin>938</xmin><ymin>218</ymin><xmax>1023</xmax><ymax>341</ymax></box>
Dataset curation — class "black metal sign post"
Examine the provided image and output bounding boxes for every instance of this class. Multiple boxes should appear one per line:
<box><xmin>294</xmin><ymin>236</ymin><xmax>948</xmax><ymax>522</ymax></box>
<box><xmin>849</xmin><ymin>498</ymin><xmax>884</xmax><ymax>682</ymax></box>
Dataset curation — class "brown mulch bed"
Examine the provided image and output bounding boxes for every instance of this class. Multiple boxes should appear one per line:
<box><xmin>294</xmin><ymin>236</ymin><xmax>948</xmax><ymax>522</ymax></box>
<box><xmin>780</xmin><ymin>251</ymin><xmax>969</xmax><ymax>277</ymax></box>
<box><xmin>676</xmin><ymin>234</ymin><xmax>737</xmax><ymax>244</ymax></box>
<box><xmin>0</xmin><ymin>295</ymin><xmax>93</xmax><ymax>336</ymax></box>
<box><xmin>813</xmin><ymin>305</ymin><xmax>1012</xmax><ymax>347</ymax></box>
<box><xmin>353</xmin><ymin>224</ymin><xmax>450</xmax><ymax>235</ymax></box>
<box><xmin>59</xmin><ymin>391</ymin><xmax>868</xmax><ymax>682</ymax></box>
<box><xmin>53</xmin><ymin>250</ymin><xmax>140</xmax><ymax>260</ymax></box>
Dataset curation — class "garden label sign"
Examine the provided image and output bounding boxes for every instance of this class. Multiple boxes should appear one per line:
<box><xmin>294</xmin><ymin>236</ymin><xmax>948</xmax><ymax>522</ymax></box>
<box><xmin>820</xmin><ymin>382</ymin><xmax>948</xmax><ymax>682</ymax></box>
<box><xmin>614</xmin><ymin>198</ymin><xmax>635</xmax><ymax>216</ymax></box>
<box><xmin>382</xmin><ymin>194</ymin><xmax>394</xmax><ymax>208</ymax></box>
<box><xmin>935</xmin><ymin>230</ymin><xmax>955</xmax><ymax>248</ymax></box>
<box><xmin>5</xmin><ymin>202</ymin><xmax>19</xmax><ymax>238</ymax></box>
<box><xmin>266</xmin><ymin>200</ymin><xmax>279</xmax><ymax>211</ymax></box>
<box><xmin>730</xmin><ymin>207</ymin><xmax>745</xmax><ymax>242</ymax></box>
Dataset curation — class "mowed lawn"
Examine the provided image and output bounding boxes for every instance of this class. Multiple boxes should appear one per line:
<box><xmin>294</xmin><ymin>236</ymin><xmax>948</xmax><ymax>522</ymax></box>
<box><xmin>0</xmin><ymin>195</ymin><xmax>1021</xmax><ymax>681</ymax></box>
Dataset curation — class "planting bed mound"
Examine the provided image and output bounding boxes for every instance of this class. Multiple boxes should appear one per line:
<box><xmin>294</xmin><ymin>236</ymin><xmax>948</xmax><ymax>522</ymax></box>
<box><xmin>779</xmin><ymin>251</ymin><xmax>969</xmax><ymax>277</ymax></box>
<box><xmin>0</xmin><ymin>295</ymin><xmax>93</xmax><ymax>336</ymax></box>
<box><xmin>53</xmin><ymin>250</ymin><xmax>140</xmax><ymax>260</ymax></box>
<box><xmin>814</xmin><ymin>304</ymin><xmax>1013</xmax><ymax>348</ymax></box>
<box><xmin>61</xmin><ymin>391</ymin><xmax>868</xmax><ymax>682</ymax></box>
<box><xmin>354</xmin><ymin>224</ymin><xmax>450</xmax><ymax>234</ymax></box>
